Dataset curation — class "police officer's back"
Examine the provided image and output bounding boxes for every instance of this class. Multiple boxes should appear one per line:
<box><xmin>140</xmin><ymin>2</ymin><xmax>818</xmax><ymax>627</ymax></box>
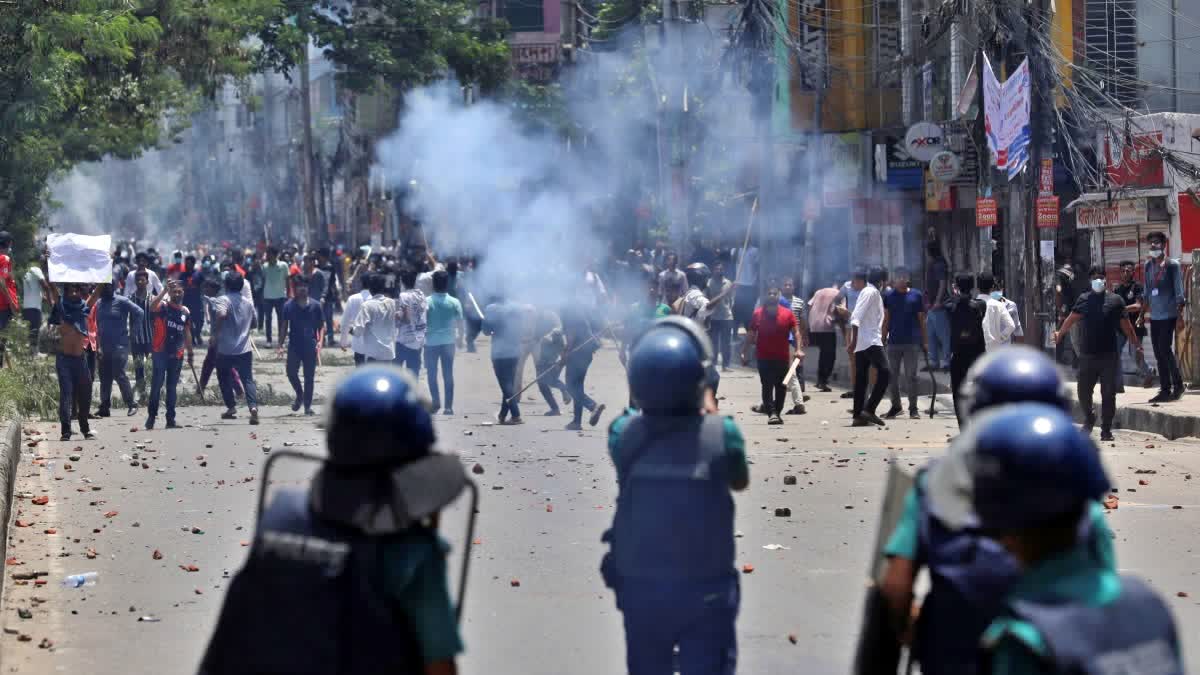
<box><xmin>603</xmin><ymin>317</ymin><xmax>748</xmax><ymax>675</ymax></box>
<box><xmin>955</xmin><ymin>404</ymin><xmax>1183</xmax><ymax>675</ymax></box>
<box><xmin>875</xmin><ymin>347</ymin><xmax>1116</xmax><ymax>675</ymax></box>
<box><xmin>200</xmin><ymin>367</ymin><xmax>469</xmax><ymax>675</ymax></box>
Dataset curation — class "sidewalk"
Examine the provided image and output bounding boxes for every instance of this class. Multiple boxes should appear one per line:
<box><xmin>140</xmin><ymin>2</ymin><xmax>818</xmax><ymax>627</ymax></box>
<box><xmin>796</xmin><ymin>345</ymin><xmax>1200</xmax><ymax>440</ymax></box>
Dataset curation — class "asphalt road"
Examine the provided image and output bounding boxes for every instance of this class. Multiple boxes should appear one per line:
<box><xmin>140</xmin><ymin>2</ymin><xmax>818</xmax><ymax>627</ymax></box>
<box><xmin>4</xmin><ymin>339</ymin><xmax>1200</xmax><ymax>674</ymax></box>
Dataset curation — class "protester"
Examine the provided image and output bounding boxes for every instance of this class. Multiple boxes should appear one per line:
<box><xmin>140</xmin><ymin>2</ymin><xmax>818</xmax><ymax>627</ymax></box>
<box><xmin>604</xmin><ymin>317</ymin><xmax>745</xmax><ymax>674</ymax></box>
<box><xmin>316</xmin><ymin>249</ymin><xmax>340</xmax><ymax>347</ymax></box>
<box><xmin>835</xmin><ymin>270</ymin><xmax>867</xmax><ymax>399</ymax></box>
<box><xmin>348</xmin><ymin>274</ymin><xmax>398</xmax><ymax>364</ymax></box>
<box><xmin>742</xmin><ymin>285</ymin><xmax>800</xmax><ymax>425</ymax></box>
<box><xmin>200</xmin><ymin>367</ymin><xmax>468</xmax><ymax>675</ymax></box>
<box><xmin>1143</xmin><ymin>231</ymin><xmax>1186</xmax><ymax>402</ymax></box>
<box><xmin>561</xmin><ymin>300</ymin><xmax>606</xmax><ymax>431</ymax></box>
<box><xmin>947</xmin><ymin>274</ymin><xmax>988</xmax><ymax>426</ymax></box>
<box><xmin>47</xmin><ymin>280</ymin><xmax>95</xmax><ymax>440</ymax></box>
<box><xmin>779</xmin><ymin>277</ymin><xmax>809</xmax><ymax>415</ymax></box>
<box><xmin>0</xmin><ymin>232</ymin><xmax>19</xmax><ymax>366</ymax></box>
<box><xmin>91</xmin><ymin>282</ymin><xmax>143</xmax><ymax>417</ymax></box>
<box><xmin>178</xmin><ymin>255</ymin><xmax>207</xmax><ymax>346</ymax></box>
<box><xmin>924</xmin><ymin>241</ymin><xmax>951</xmax><ymax>372</ymax></box>
<box><xmin>705</xmin><ymin>261</ymin><xmax>735</xmax><ymax>371</ymax></box>
<box><xmin>122</xmin><ymin>252</ymin><xmax>164</xmax><ymax>298</ymax></box>
<box><xmin>807</xmin><ymin>281</ymin><xmax>840</xmax><ymax>392</ymax></box>
<box><xmin>1053</xmin><ymin>266</ymin><xmax>1141</xmax><ymax>441</ymax></box>
<box><xmin>882</xmin><ymin>267</ymin><xmax>926</xmax><ymax>419</ymax></box>
<box><xmin>977</xmin><ymin>272</ymin><xmax>1016</xmax><ymax>351</ymax></box>
<box><xmin>534</xmin><ymin>308</ymin><xmax>570</xmax><ymax>415</ymax></box>
<box><xmin>339</xmin><ymin>272</ymin><xmax>372</xmax><ymax>366</ymax></box>
<box><xmin>277</xmin><ymin>276</ymin><xmax>323</xmax><ymax>416</ymax></box>
<box><xmin>127</xmin><ymin>271</ymin><xmax>155</xmax><ymax>399</ymax></box>
<box><xmin>145</xmin><ymin>281</ymin><xmax>193</xmax><ymax>430</ymax></box>
<box><xmin>483</xmin><ymin>295</ymin><xmax>526</xmax><ymax>425</ymax></box>
<box><xmin>1113</xmin><ymin>260</ymin><xmax>1153</xmax><ymax>390</ymax></box>
<box><xmin>21</xmin><ymin>247</ymin><xmax>48</xmax><ymax>354</ymax></box>
<box><xmin>395</xmin><ymin>267</ymin><xmax>427</xmax><ymax>376</ymax></box>
<box><xmin>424</xmin><ymin>270</ymin><xmax>462</xmax><ymax>415</ymax></box>
<box><xmin>212</xmin><ymin>272</ymin><xmax>259</xmax><ymax>425</ymax></box>
<box><xmin>261</xmin><ymin>247</ymin><xmax>290</xmax><ymax>346</ymax></box>
<box><xmin>731</xmin><ymin>242</ymin><xmax>760</xmax><ymax>331</ymax></box>
<box><xmin>657</xmin><ymin>253</ymin><xmax>687</xmax><ymax>307</ymax></box>
<box><xmin>849</xmin><ymin>267</ymin><xmax>890</xmax><ymax>427</ymax></box>
<box><xmin>245</xmin><ymin>253</ymin><xmax>264</xmax><ymax>332</ymax></box>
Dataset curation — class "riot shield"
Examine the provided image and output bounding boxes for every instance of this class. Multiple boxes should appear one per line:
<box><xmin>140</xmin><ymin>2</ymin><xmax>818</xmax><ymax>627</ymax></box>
<box><xmin>852</xmin><ymin>459</ymin><xmax>915</xmax><ymax>675</ymax></box>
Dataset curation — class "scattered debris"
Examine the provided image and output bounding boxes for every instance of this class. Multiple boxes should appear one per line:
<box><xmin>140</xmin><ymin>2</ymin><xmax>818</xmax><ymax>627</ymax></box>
<box><xmin>1103</xmin><ymin>494</ymin><xmax>1120</xmax><ymax>510</ymax></box>
<box><xmin>788</xmin><ymin>634</ymin><xmax>798</xmax><ymax>645</ymax></box>
<box><xmin>510</xmin><ymin>579</ymin><xmax>521</xmax><ymax>587</ymax></box>
<box><xmin>180</xmin><ymin>565</ymin><xmax>199</xmax><ymax>573</ymax></box>
<box><xmin>762</xmin><ymin>544</ymin><xmax>790</xmax><ymax>551</ymax></box>
<box><xmin>16</xmin><ymin>609</ymin><xmax>31</xmax><ymax>620</ymax></box>
<box><xmin>742</xmin><ymin>564</ymin><xmax>755</xmax><ymax>574</ymax></box>
<box><xmin>774</xmin><ymin>508</ymin><xmax>791</xmax><ymax>517</ymax></box>
<box><xmin>30</xmin><ymin>496</ymin><xmax>48</xmax><ymax>506</ymax></box>
<box><xmin>472</xmin><ymin>463</ymin><xmax>484</xmax><ymax>475</ymax></box>
<box><xmin>104</xmin><ymin>511</ymin><xmax>119</xmax><ymax>518</ymax></box>
<box><xmin>1178</xmin><ymin>591</ymin><xmax>1189</xmax><ymax>598</ymax></box>
<box><xmin>783</xmin><ymin>475</ymin><xmax>797</xmax><ymax>486</ymax></box>
<box><xmin>137</xmin><ymin>616</ymin><xmax>160</xmax><ymax>623</ymax></box>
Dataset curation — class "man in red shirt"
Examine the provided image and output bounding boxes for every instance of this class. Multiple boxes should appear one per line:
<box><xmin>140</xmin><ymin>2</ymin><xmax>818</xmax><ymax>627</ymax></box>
<box><xmin>0</xmin><ymin>232</ymin><xmax>20</xmax><ymax>367</ymax></box>
<box><xmin>741</xmin><ymin>285</ymin><xmax>802</xmax><ymax>425</ymax></box>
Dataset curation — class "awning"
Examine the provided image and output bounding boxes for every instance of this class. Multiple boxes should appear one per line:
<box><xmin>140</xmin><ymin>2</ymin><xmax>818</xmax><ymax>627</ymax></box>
<box><xmin>1064</xmin><ymin>188</ymin><xmax>1173</xmax><ymax>212</ymax></box>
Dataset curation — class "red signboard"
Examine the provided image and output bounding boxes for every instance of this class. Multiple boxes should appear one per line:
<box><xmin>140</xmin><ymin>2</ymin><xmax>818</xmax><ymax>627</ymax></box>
<box><xmin>1038</xmin><ymin>158</ymin><xmax>1053</xmax><ymax>195</ymax></box>
<box><xmin>1036</xmin><ymin>195</ymin><xmax>1059</xmax><ymax>228</ymax></box>
<box><xmin>976</xmin><ymin>197</ymin><xmax>998</xmax><ymax>227</ymax></box>
<box><xmin>1104</xmin><ymin>132</ymin><xmax>1164</xmax><ymax>188</ymax></box>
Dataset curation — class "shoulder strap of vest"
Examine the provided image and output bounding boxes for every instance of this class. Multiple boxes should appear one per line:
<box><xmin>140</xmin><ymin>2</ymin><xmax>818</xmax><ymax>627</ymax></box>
<box><xmin>698</xmin><ymin>415</ymin><xmax>726</xmax><ymax>461</ymax></box>
<box><xmin>616</xmin><ymin>416</ymin><xmax>653</xmax><ymax>484</ymax></box>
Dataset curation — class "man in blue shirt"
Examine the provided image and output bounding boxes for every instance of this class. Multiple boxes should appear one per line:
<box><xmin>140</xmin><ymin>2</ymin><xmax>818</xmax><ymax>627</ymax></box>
<box><xmin>90</xmin><ymin>282</ymin><xmax>144</xmax><ymax>417</ymax></box>
<box><xmin>881</xmin><ymin>268</ymin><xmax>926</xmax><ymax>419</ymax></box>
<box><xmin>1142</xmin><ymin>231</ymin><xmax>1186</xmax><ymax>402</ymax></box>
<box><xmin>278</xmin><ymin>276</ymin><xmax>324</xmax><ymax>416</ymax></box>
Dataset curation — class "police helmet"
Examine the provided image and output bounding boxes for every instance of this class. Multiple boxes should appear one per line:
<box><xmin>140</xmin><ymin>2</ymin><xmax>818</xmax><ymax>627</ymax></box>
<box><xmin>685</xmin><ymin>262</ymin><xmax>711</xmax><ymax>289</ymax></box>
<box><xmin>325</xmin><ymin>366</ymin><xmax>435</xmax><ymax>466</ymax></box>
<box><xmin>628</xmin><ymin>316</ymin><xmax>714</xmax><ymax>414</ymax></box>
<box><xmin>968</xmin><ymin>403</ymin><xmax>1110</xmax><ymax>532</ymax></box>
<box><xmin>959</xmin><ymin>345</ymin><xmax>1070</xmax><ymax>419</ymax></box>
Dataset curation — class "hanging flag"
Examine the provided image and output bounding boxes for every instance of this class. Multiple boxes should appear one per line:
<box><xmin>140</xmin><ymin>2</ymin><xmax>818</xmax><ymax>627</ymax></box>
<box><xmin>982</xmin><ymin>53</ymin><xmax>1032</xmax><ymax>181</ymax></box>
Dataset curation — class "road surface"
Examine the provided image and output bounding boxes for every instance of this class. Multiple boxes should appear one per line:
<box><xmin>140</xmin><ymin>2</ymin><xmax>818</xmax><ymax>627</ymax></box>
<box><xmin>4</xmin><ymin>338</ymin><xmax>1200</xmax><ymax>674</ymax></box>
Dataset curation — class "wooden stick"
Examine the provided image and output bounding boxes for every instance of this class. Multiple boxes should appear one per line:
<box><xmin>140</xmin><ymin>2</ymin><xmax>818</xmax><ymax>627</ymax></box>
<box><xmin>734</xmin><ymin>197</ymin><xmax>759</xmax><ymax>286</ymax></box>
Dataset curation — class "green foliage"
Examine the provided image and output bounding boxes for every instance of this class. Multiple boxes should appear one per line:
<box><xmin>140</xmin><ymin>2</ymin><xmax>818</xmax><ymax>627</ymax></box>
<box><xmin>259</xmin><ymin>1</ymin><xmax>512</xmax><ymax>95</ymax></box>
<box><xmin>0</xmin><ymin>0</ymin><xmax>280</xmax><ymax>257</ymax></box>
<box><xmin>590</xmin><ymin>0</ymin><xmax>659</xmax><ymax>44</ymax></box>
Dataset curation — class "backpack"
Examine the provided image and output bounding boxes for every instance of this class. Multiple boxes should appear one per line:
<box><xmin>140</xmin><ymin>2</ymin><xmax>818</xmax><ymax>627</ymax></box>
<box><xmin>948</xmin><ymin>296</ymin><xmax>987</xmax><ymax>352</ymax></box>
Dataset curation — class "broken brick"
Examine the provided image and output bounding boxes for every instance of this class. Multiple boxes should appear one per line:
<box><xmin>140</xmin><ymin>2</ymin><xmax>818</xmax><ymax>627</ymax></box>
<box><xmin>510</xmin><ymin>579</ymin><xmax>521</xmax><ymax>587</ymax></box>
<box><xmin>104</xmin><ymin>511</ymin><xmax>119</xmax><ymax>518</ymax></box>
<box><xmin>30</xmin><ymin>496</ymin><xmax>48</xmax><ymax>506</ymax></box>
<box><xmin>742</xmin><ymin>564</ymin><xmax>755</xmax><ymax>574</ymax></box>
<box><xmin>152</xmin><ymin>550</ymin><xmax>163</xmax><ymax>560</ymax></box>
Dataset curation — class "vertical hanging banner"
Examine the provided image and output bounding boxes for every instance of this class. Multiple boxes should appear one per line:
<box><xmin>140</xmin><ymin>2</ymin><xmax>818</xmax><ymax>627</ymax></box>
<box><xmin>982</xmin><ymin>54</ymin><xmax>1032</xmax><ymax>180</ymax></box>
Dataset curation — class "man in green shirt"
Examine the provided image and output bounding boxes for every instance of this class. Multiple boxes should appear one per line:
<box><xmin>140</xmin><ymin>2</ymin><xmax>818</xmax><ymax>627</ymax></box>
<box><xmin>261</xmin><ymin>246</ymin><xmax>290</xmax><ymax>346</ymax></box>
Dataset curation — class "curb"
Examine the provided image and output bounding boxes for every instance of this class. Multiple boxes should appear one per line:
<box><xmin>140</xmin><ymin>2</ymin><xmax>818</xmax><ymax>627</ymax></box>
<box><xmin>0</xmin><ymin>417</ymin><xmax>23</xmax><ymax>660</ymax></box>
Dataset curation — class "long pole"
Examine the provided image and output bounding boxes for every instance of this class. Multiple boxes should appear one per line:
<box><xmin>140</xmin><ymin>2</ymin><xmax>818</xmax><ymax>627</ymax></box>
<box><xmin>297</xmin><ymin>25</ymin><xmax>320</xmax><ymax>248</ymax></box>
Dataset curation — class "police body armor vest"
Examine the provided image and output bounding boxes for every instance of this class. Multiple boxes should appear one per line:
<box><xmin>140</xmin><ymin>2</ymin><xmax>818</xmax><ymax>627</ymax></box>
<box><xmin>914</xmin><ymin>471</ymin><xmax>1022</xmax><ymax>675</ymax></box>
<box><xmin>611</xmin><ymin>415</ymin><xmax>734</xmax><ymax>580</ymax></box>
<box><xmin>198</xmin><ymin>488</ymin><xmax>423</xmax><ymax>675</ymax></box>
<box><xmin>1002</xmin><ymin>575</ymin><xmax>1183</xmax><ymax>675</ymax></box>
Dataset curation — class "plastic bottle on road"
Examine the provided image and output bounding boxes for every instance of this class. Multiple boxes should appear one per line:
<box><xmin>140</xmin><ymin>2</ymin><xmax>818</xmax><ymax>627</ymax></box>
<box><xmin>61</xmin><ymin>572</ymin><xmax>99</xmax><ymax>588</ymax></box>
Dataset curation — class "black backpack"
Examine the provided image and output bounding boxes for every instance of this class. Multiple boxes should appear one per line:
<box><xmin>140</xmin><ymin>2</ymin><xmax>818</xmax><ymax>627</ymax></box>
<box><xmin>948</xmin><ymin>297</ymin><xmax>987</xmax><ymax>352</ymax></box>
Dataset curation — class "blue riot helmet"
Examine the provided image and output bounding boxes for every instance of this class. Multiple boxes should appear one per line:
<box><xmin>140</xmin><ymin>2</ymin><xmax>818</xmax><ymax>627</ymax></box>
<box><xmin>959</xmin><ymin>345</ymin><xmax>1070</xmax><ymax>419</ymax></box>
<box><xmin>628</xmin><ymin>316</ymin><xmax>714</xmax><ymax>414</ymax></box>
<box><xmin>967</xmin><ymin>403</ymin><xmax>1110</xmax><ymax>533</ymax></box>
<box><xmin>326</xmin><ymin>366</ymin><xmax>436</xmax><ymax>466</ymax></box>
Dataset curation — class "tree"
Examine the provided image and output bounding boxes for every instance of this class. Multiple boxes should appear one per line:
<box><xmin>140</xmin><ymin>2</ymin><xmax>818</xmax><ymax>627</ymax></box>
<box><xmin>0</xmin><ymin>0</ymin><xmax>279</xmax><ymax>254</ymax></box>
<box><xmin>259</xmin><ymin>1</ymin><xmax>512</xmax><ymax>96</ymax></box>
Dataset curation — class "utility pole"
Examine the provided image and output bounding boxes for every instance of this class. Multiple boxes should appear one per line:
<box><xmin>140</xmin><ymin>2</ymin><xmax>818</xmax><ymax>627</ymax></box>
<box><xmin>1021</xmin><ymin>0</ymin><xmax>1052</xmax><ymax>350</ymax></box>
<box><xmin>297</xmin><ymin>26</ymin><xmax>320</xmax><ymax>248</ymax></box>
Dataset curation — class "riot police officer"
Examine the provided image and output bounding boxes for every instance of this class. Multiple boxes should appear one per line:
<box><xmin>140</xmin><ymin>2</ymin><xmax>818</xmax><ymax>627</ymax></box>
<box><xmin>960</xmin><ymin>404</ymin><xmax>1183</xmax><ymax>674</ymax></box>
<box><xmin>602</xmin><ymin>317</ymin><xmax>748</xmax><ymax>674</ymax></box>
<box><xmin>200</xmin><ymin>366</ymin><xmax>470</xmax><ymax>675</ymax></box>
<box><xmin>870</xmin><ymin>346</ymin><xmax>1116</xmax><ymax>675</ymax></box>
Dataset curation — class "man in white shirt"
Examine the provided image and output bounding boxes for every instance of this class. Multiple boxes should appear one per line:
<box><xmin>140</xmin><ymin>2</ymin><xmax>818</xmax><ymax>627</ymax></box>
<box><xmin>22</xmin><ymin>262</ymin><xmax>49</xmax><ymax>353</ymax></box>
<box><xmin>395</xmin><ymin>267</ymin><xmax>428</xmax><ymax>375</ymax></box>
<box><xmin>977</xmin><ymin>272</ymin><xmax>1016</xmax><ymax>350</ymax></box>
<box><xmin>338</xmin><ymin>273</ymin><xmax>373</xmax><ymax>366</ymax></box>
<box><xmin>348</xmin><ymin>274</ymin><xmax>398</xmax><ymax>363</ymax></box>
<box><xmin>848</xmin><ymin>267</ymin><xmax>892</xmax><ymax>427</ymax></box>
<box><xmin>123</xmin><ymin>253</ymin><xmax>164</xmax><ymax>298</ymax></box>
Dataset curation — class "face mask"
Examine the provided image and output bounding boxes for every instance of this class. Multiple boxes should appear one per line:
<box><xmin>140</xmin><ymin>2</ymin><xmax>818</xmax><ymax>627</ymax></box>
<box><xmin>990</xmin><ymin>291</ymin><xmax>1003</xmax><ymax>301</ymax></box>
<box><xmin>1091</xmin><ymin>279</ymin><xmax>1106</xmax><ymax>293</ymax></box>
<box><xmin>1149</xmin><ymin>249</ymin><xmax>1164</xmax><ymax>258</ymax></box>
